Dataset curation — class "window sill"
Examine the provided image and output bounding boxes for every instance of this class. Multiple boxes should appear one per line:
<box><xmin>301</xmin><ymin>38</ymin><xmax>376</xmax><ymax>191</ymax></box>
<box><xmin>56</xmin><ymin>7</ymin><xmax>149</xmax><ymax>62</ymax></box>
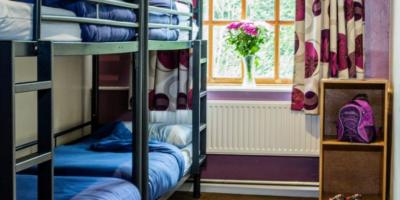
<box><xmin>207</xmin><ymin>85</ymin><xmax>293</xmax><ymax>92</ymax></box>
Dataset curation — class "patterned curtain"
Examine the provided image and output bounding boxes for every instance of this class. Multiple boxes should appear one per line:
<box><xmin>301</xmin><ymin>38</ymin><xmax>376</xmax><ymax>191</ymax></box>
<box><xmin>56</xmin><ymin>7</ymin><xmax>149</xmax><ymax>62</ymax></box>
<box><xmin>149</xmin><ymin>50</ymin><xmax>193</xmax><ymax>111</ymax></box>
<box><xmin>291</xmin><ymin>0</ymin><xmax>365</xmax><ymax>114</ymax></box>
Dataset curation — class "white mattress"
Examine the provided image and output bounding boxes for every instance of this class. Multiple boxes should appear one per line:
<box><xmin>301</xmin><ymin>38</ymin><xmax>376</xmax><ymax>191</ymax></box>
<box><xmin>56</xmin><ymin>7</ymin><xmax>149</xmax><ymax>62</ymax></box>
<box><xmin>0</xmin><ymin>1</ymin><xmax>81</xmax><ymax>41</ymax></box>
<box><xmin>181</xmin><ymin>143</ymin><xmax>193</xmax><ymax>174</ymax></box>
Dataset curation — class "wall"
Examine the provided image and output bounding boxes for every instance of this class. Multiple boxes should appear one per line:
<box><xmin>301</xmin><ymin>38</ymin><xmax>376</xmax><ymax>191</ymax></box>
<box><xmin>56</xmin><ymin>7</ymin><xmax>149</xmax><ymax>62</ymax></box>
<box><xmin>15</xmin><ymin>56</ymin><xmax>91</xmax><ymax>157</ymax></box>
<box><xmin>391</xmin><ymin>0</ymin><xmax>399</xmax><ymax>198</ymax></box>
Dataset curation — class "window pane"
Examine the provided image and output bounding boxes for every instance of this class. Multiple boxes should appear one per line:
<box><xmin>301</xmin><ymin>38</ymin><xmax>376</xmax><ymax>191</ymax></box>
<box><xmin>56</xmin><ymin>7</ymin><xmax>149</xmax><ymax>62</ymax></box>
<box><xmin>280</xmin><ymin>0</ymin><xmax>295</xmax><ymax>20</ymax></box>
<box><xmin>247</xmin><ymin>0</ymin><xmax>275</xmax><ymax>21</ymax></box>
<box><xmin>212</xmin><ymin>26</ymin><xmax>241</xmax><ymax>78</ymax></box>
<box><xmin>213</xmin><ymin>0</ymin><xmax>241</xmax><ymax>20</ymax></box>
<box><xmin>255</xmin><ymin>29</ymin><xmax>275</xmax><ymax>78</ymax></box>
<box><xmin>203</xmin><ymin>0</ymin><xmax>209</xmax><ymax>21</ymax></box>
<box><xmin>203</xmin><ymin>25</ymin><xmax>209</xmax><ymax>41</ymax></box>
<box><xmin>279</xmin><ymin>25</ymin><xmax>295</xmax><ymax>79</ymax></box>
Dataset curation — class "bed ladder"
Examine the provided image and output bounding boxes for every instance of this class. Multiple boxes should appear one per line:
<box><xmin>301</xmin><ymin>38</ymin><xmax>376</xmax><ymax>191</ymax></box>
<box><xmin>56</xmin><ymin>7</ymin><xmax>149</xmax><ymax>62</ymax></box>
<box><xmin>192</xmin><ymin>40</ymin><xmax>208</xmax><ymax>198</ymax></box>
<box><xmin>0</xmin><ymin>41</ymin><xmax>54</xmax><ymax>200</ymax></box>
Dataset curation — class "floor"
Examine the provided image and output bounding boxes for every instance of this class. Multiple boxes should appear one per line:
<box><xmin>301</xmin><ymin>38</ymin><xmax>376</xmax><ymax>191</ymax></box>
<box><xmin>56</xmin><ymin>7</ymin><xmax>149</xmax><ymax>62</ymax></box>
<box><xmin>170</xmin><ymin>192</ymin><xmax>317</xmax><ymax>200</ymax></box>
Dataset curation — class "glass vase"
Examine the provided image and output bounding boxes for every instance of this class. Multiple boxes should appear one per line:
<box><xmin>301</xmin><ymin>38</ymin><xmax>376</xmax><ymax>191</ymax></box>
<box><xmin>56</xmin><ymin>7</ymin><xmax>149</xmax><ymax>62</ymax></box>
<box><xmin>243</xmin><ymin>55</ymin><xmax>256</xmax><ymax>86</ymax></box>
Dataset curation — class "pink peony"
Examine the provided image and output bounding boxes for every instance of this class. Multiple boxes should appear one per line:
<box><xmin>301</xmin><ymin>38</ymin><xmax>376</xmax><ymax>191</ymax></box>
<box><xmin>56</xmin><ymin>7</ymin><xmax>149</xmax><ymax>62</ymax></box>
<box><xmin>241</xmin><ymin>22</ymin><xmax>258</xmax><ymax>36</ymax></box>
<box><xmin>227</xmin><ymin>22</ymin><xmax>243</xmax><ymax>30</ymax></box>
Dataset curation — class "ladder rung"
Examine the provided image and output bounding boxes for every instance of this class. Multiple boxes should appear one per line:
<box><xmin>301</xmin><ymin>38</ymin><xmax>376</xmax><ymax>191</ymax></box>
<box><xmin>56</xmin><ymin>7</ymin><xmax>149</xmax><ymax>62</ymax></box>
<box><xmin>15</xmin><ymin>81</ymin><xmax>52</xmax><ymax>93</ymax></box>
<box><xmin>200</xmin><ymin>123</ymin><xmax>207</xmax><ymax>132</ymax></box>
<box><xmin>200</xmin><ymin>58</ymin><xmax>207</xmax><ymax>64</ymax></box>
<box><xmin>200</xmin><ymin>91</ymin><xmax>207</xmax><ymax>98</ymax></box>
<box><xmin>16</xmin><ymin>152</ymin><xmax>52</xmax><ymax>172</ymax></box>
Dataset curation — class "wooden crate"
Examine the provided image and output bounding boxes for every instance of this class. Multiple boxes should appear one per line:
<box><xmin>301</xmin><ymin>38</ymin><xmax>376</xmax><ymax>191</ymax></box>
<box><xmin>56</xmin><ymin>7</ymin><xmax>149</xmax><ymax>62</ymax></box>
<box><xmin>319</xmin><ymin>79</ymin><xmax>389</xmax><ymax>200</ymax></box>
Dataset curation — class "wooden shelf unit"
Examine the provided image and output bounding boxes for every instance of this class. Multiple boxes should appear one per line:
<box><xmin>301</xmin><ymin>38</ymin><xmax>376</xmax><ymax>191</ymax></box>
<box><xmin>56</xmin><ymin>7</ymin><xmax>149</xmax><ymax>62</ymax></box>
<box><xmin>319</xmin><ymin>79</ymin><xmax>389</xmax><ymax>200</ymax></box>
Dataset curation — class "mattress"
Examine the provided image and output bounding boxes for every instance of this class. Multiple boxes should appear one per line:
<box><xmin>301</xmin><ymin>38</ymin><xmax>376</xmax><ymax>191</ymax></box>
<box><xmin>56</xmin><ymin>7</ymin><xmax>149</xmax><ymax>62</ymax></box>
<box><xmin>48</xmin><ymin>137</ymin><xmax>184</xmax><ymax>200</ymax></box>
<box><xmin>17</xmin><ymin>175</ymin><xmax>140</xmax><ymax>200</ymax></box>
<box><xmin>0</xmin><ymin>1</ymin><xmax>81</xmax><ymax>41</ymax></box>
<box><xmin>181</xmin><ymin>144</ymin><xmax>193</xmax><ymax>174</ymax></box>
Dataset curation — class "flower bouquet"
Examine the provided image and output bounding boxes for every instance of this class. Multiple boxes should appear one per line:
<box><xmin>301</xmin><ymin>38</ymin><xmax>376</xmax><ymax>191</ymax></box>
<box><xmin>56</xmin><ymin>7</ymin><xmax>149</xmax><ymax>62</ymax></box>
<box><xmin>226</xmin><ymin>21</ymin><xmax>270</xmax><ymax>86</ymax></box>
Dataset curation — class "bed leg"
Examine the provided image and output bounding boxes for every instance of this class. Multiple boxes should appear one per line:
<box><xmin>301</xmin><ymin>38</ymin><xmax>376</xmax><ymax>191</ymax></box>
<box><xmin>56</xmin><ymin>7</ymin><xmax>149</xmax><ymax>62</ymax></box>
<box><xmin>193</xmin><ymin>174</ymin><xmax>201</xmax><ymax>198</ymax></box>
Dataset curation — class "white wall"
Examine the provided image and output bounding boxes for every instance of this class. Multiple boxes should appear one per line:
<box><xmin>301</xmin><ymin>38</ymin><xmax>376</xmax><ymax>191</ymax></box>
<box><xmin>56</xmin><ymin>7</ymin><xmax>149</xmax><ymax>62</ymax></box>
<box><xmin>15</xmin><ymin>56</ymin><xmax>91</xmax><ymax>156</ymax></box>
<box><xmin>391</xmin><ymin>0</ymin><xmax>400</xmax><ymax>198</ymax></box>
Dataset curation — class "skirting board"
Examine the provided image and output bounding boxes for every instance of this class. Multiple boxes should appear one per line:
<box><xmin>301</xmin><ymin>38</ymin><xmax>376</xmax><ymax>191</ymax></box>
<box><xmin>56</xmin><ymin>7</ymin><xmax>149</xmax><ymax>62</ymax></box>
<box><xmin>178</xmin><ymin>179</ymin><xmax>319</xmax><ymax>198</ymax></box>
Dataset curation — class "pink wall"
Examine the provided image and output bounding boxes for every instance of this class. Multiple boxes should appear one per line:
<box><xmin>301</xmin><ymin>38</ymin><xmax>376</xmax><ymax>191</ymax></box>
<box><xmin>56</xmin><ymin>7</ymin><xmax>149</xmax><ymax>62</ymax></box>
<box><xmin>364</xmin><ymin>0</ymin><xmax>390</xmax><ymax>79</ymax></box>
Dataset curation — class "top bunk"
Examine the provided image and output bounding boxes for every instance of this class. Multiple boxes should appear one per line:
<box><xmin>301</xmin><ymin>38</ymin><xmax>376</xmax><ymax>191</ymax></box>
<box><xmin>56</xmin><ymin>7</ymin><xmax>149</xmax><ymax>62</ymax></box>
<box><xmin>0</xmin><ymin>0</ymin><xmax>202</xmax><ymax>56</ymax></box>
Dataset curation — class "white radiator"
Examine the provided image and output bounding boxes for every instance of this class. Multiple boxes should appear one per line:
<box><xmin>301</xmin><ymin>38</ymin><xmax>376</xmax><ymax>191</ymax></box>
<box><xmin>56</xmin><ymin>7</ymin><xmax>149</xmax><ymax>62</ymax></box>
<box><xmin>207</xmin><ymin>101</ymin><xmax>320</xmax><ymax>157</ymax></box>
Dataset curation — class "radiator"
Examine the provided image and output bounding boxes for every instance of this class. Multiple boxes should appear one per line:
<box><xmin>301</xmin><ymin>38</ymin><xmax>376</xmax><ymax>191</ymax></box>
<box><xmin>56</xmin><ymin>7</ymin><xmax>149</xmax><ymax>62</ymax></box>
<box><xmin>207</xmin><ymin>101</ymin><xmax>320</xmax><ymax>157</ymax></box>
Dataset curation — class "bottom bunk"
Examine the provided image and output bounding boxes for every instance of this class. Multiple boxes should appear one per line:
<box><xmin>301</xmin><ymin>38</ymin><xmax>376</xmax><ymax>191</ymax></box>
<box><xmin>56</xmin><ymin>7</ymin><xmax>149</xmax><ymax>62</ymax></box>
<box><xmin>17</xmin><ymin>175</ymin><xmax>140</xmax><ymax>200</ymax></box>
<box><xmin>23</xmin><ymin>121</ymin><xmax>193</xmax><ymax>200</ymax></box>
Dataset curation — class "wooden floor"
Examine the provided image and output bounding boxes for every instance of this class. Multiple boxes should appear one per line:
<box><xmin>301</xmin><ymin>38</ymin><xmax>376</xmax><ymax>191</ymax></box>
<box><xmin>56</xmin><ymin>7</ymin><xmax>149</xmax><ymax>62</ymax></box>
<box><xmin>170</xmin><ymin>192</ymin><xmax>317</xmax><ymax>200</ymax></box>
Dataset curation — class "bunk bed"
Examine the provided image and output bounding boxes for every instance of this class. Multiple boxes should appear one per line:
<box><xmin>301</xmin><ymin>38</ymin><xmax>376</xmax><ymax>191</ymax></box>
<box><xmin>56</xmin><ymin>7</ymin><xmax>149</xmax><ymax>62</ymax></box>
<box><xmin>0</xmin><ymin>0</ymin><xmax>207</xmax><ymax>199</ymax></box>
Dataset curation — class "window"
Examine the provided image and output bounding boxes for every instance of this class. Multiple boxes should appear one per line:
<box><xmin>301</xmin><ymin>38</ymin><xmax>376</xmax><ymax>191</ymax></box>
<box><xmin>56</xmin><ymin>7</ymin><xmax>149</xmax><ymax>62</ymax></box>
<box><xmin>204</xmin><ymin>0</ymin><xmax>295</xmax><ymax>85</ymax></box>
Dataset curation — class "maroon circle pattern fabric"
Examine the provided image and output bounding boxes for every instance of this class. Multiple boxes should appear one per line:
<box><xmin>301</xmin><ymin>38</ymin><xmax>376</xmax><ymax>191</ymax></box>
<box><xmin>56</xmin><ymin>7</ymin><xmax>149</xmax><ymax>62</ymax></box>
<box><xmin>148</xmin><ymin>50</ymin><xmax>193</xmax><ymax>111</ymax></box>
<box><xmin>291</xmin><ymin>0</ymin><xmax>365</xmax><ymax>114</ymax></box>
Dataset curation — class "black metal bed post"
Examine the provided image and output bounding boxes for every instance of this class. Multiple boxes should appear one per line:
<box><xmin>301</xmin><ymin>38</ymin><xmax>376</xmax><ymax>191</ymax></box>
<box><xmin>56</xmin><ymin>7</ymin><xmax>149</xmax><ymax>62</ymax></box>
<box><xmin>140</xmin><ymin>0</ymin><xmax>150</xmax><ymax>198</ymax></box>
<box><xmin>192</xmin><ymin>40</ymin><xmax>202</xmax><ymax>198</ymax></box>
<box><xmin>200</xmin><ymin>41</ymin><xmax>207</xmax><ymax>156</ymax></box>
<box><xmin>197</xmin><ymin>0</ymin><xmax>203</xmax><ymax>40</ymax></box>
<box><xmin>188</xmin><ymin>0</ymin><xmax>193</xmax><ymax>41</ymax></box>
<box><xmin>133</xmin><ymin>50</ymin><xmax>143</xmax><ymax>194</ymax></box>
<box><xmin>0</xmin><ymin>41</ymin><xmax>16</xmax><ymax>200</ymax></box>
<box><xmin>91</xmin><ymin>55</ymin><xmax>100</xmax><ymax>133</ymax></box>
<box><xmin>133</xmin><ymin>0</ymin><xmax>149</xmax><ymax>198</ymax></box>
<box><xmin>37</xmin><ymin>41</ymin><xmax>54</xmax><ymax>200</ymax></box>
<box><xmin>33</xmin><ymin>0</ymin><xmax>42</xmax><ymax>40</ymax></box>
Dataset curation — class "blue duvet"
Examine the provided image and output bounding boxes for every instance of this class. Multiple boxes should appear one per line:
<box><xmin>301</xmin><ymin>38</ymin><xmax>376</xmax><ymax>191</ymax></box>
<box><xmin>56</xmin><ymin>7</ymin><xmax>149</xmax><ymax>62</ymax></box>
<box><xmin>48</xmin><ymin>121</ymin><xmax>184</xmax><ymax>200</ymax></box>
<box><xmin>17</xmin><ymin>175</ymin><xmax>140</xmax><ymax>200</ymax></box>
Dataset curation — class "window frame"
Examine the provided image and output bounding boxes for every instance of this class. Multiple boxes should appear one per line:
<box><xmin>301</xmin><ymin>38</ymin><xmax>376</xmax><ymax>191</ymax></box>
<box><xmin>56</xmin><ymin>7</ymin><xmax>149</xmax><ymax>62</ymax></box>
<box><xmin>204</xmin><ymin>0</ymin><xmax>295</xmax><ymax>85</ymax></box>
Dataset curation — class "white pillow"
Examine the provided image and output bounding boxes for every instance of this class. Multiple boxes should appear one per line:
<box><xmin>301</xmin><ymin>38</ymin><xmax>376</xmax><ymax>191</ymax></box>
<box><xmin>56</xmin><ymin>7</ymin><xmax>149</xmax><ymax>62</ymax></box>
<box><xmin>123</xmin><ymin>122</ymin><xmax>192</xmax><ymax>148</ymax></box>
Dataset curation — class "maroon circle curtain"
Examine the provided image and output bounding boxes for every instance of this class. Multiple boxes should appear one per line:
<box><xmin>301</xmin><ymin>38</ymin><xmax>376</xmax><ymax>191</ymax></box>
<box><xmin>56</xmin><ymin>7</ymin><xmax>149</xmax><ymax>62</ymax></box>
<box><xmin>291</xmin><ymin>0</ymin><xmax>365</xmax><ymax>114</ymax></box>
<box><xmin>149</xmin><ymin>50</ymin><xmax>193</xmax><ymax>111</ymax></box>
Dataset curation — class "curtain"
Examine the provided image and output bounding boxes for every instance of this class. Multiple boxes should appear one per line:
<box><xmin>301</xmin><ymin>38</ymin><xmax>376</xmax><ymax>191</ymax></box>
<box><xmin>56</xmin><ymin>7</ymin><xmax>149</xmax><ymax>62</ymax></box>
<box><xmin>291</xmin><ymin>0</ymin><xmax>365</xmax><ymax>114</ymax></box>
<box><xmin>149</xmin><ymin>50</ymin><xmax>193</xmax><ymax>111</ymax></box>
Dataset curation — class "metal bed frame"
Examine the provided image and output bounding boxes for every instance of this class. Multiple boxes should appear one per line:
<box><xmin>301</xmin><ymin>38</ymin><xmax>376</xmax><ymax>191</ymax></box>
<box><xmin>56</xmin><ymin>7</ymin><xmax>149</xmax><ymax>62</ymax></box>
<box><xmin>0</xmin><ymin>0</ymin><xmax>207</xmax><ymax>199</ymax></box>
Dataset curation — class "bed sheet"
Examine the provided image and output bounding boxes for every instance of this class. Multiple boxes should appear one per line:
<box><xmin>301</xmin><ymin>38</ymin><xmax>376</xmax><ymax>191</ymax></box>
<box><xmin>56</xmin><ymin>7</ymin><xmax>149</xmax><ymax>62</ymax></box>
<box><xmin>17</xmin><ymin>175</ymin><xmax>140</xmax><ymax>200</ymax></box>
<box><xmin>50</xmin><ymin>137</ymin><xmax>184</xmax><ymax>200</ymax></box>
<box><xmin>181</xmin><ymin>144</ymin><xmax>193</xmax><ymax>174</ymax></box>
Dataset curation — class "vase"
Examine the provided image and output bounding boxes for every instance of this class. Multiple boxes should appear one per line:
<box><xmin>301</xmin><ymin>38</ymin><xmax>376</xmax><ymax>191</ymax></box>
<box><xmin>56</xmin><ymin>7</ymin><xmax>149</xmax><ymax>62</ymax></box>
<box><xmin>242</xmin><ymin>55</ymin><xmax>256</xmax><ymax>86</ymax></box>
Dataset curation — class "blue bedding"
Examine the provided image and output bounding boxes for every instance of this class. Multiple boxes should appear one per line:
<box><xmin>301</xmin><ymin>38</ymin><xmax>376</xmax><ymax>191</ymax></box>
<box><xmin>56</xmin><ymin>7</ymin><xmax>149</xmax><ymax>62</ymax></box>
<box><xmin>48</xmin><ymin>121</ymin><xmax>185</xmax><ymax>200</ymax></box>
<box><xmin>18</xmin><ymin>0</ymin><xmax>137</xmax><ymax>42</ymax></box>
<box><xmin>18</xmin><ymin>0</ymin><xmax>182</xmax><ymax>41</ymax></box>
<box><xmin>17</xmin><ymin>175</ymin><xmax>140</xmax><ymax>200</ymax></box>
<box><xmin>150</xmin><ymin>14</ymin><xmax>179</xmax><ymax>25</ymax></box>
<box><xmin>150</xmin><ymin>0</ymin><xmax>177</xmax><ymax>9</ymax></box>
<box><xmin>149</xmin><ymin>29</ymin><xmax>179</xmax><ymax>41</ymax></box>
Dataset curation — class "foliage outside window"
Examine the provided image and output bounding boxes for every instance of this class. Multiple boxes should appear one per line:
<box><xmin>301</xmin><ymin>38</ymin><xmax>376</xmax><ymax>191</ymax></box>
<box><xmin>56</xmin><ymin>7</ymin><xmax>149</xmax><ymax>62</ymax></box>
<box><xmin>203</xmin><ymin>0</ymin><xmax>295</xmax><ymax>85</ymax></box>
